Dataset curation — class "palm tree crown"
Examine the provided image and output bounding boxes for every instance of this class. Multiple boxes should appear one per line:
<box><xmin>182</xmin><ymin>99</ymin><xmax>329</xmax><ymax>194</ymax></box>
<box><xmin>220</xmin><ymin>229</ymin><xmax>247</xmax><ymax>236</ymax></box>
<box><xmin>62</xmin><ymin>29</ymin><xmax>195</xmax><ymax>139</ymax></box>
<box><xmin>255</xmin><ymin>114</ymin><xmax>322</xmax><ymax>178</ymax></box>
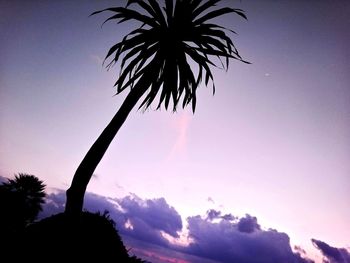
<box><xmin>4</xmin><ymin>174</ymin><xmax>46</xmax><ymax>219</ymax></box>
<box><xmin>92</xmin><ymin>0</ymin><xmax>248</xmax><ymax>112</ymax></box>
<box><xmin>0</xmin><ymin>173</ymin><xmax>46</xmax><ymax>230</ymax></box>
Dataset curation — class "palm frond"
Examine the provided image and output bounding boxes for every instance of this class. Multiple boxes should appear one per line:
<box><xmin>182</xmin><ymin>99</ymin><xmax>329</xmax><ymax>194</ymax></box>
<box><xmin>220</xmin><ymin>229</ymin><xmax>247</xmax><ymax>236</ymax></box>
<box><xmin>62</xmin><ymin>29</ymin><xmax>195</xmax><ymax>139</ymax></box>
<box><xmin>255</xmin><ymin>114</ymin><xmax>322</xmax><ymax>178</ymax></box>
<box><xmin>92</xmin><ymin>0</ymin><xmax>249</xmax><ymax>112</ymax></box>
<box><xmin>91</xmin><ymin>7</ymin><xmax>159</xmax><ymax>28</ymax></box>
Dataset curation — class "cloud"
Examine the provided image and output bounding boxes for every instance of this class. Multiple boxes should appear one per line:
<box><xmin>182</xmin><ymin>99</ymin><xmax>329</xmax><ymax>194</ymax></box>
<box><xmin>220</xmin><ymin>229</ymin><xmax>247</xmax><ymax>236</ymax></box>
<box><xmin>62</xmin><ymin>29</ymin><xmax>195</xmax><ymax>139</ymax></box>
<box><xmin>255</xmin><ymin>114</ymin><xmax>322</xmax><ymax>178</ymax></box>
<box><xmin>116</xmin><ymin>195</ymin><xmax>183</xmax><ymax>247</ymax></box>
<box><xmin>122</xmin><ymin>236</ymin><xmax>221</xmax><ymax>263</ymax></box>
<box><xmin>206</xmin><ymin>209</ymin><xmax>221</xmax><ymax>220</ymax></box>
<box><xmin>39</xmin><ymin>189</ymin><xmax>118</xmax><ymax>220</ymax></box>
<box><xmin>42</xmin><ymin>190</ymin><xmax>349</xmax><ymax>263</ymax></box>
<box><xmin>118</xmin><ymin>195</ymin><xmax>182</xmax><ymax>236</ymax></box>
<box><xmin>237</xmin><ymin>214</ymin><xmax>260</xmax><ymax>233</ymax></box>
<box><xmin>183</xmin><ymin>213</ymin><xmax>314</xmax><ymax>263</ymax></box>
<box><xmin>38</xmin><ymin>190</ymin><xmax>65</xmax><ymax>219</ymax></box>
<box><xmin>167</xmin><ymin>112</ymin><xmax>191</xmax><ymax>160</ymax></box>
<box><xmin>312</xmin><ymin>239</ymin><xmax>350</xmax><ymax>263</ymax></box>
<box><xmin>206</xmin><ymin>209</ymin><xmax>236</xmax><ymax>222</ymax></box>
<box><xmin>40</xmin><ymin>190</ymin><xmax>182</xmax><ymax>248</ymax></box>
<box><xmin>207</xmin><ymin>197</ymin><xmax>215</xmax><ymax>204</ymax></box>
<box><xmin>89</xmin><ymin>54</ymin><xmax>103</xmax><ymax>66</ymax></box>
<box><xmin>0</xmin><ymin>176</ymin><xmax>8</xmax><ymax>184</ymax></box>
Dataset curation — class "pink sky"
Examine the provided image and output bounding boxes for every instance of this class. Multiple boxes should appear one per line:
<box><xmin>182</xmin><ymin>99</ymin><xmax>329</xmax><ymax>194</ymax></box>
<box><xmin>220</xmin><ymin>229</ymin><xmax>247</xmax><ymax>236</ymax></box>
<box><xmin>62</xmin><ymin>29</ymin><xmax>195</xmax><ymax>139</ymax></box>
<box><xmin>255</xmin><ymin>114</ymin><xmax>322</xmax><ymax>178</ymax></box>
<box><xmin>0</xmin><ymin>1</ymin><xmax>349</xmax><ymax>261</ymax></box>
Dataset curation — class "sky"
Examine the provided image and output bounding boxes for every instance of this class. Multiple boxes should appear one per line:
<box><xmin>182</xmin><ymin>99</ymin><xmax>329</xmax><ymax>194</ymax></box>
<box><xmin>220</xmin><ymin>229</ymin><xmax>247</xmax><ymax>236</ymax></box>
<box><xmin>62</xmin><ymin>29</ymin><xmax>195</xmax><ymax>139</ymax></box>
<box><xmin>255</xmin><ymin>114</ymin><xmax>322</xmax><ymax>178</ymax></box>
<box><xmin>0</xmin><ymin>0</ymin><xmax>349</xmax><ymax>262</ymax></box>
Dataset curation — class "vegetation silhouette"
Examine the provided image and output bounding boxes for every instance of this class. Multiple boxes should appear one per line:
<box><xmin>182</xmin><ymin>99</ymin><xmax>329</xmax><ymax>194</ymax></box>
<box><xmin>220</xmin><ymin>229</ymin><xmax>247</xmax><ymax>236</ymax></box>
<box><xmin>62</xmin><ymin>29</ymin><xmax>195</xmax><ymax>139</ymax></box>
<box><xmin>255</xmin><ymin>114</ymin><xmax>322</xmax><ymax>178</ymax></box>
<box><xmin>0</xmin><ymin>173</ymin><xmax>46</xmax><ymax>234</ymax></box>
<box><xmin>0</xmin><ymin>174</ymin><xmax>147</xmax><ymax>262</ymax></box>
<box><xmin>65</xmin><ymin>0</ymin><xmax>249</xmax><ymax>215</ymax></box>
<box><xmin>22</xmin><ymin>211</ymin><xmax>149</xmax><ymax>262</ymax></box>
<box><xmin>0</xmin><ymin>174</ymin><xmax>46</xmax><ymax>261</ymax></box>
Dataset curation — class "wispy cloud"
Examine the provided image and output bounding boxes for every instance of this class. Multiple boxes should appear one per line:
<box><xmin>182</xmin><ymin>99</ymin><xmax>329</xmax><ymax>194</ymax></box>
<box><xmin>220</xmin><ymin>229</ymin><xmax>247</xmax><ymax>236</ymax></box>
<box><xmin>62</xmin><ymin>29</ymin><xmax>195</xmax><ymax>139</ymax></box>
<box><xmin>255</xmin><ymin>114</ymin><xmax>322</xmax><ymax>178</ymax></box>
<box><xmin>89</xmin><ymin>54</ymin><xmax>103</xmax><ymax>66</ymax></box>
<box><xmin>166</xmin><ymin>112</ymin><xmax>192</xmax><ymax>161</ymax></box>
<box><xmin>207</xmin><ymin>197</ymin><xmax>215</xmax><ymax>204</ymax></box>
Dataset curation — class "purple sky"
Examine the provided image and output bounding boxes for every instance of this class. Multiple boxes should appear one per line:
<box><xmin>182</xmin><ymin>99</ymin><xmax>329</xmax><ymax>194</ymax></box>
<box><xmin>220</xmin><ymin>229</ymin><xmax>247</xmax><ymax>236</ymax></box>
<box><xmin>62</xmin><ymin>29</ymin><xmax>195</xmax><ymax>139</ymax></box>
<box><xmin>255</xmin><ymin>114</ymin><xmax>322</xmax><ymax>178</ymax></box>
<box><xmin>0</xmin><ymin>0</ymin><xmax>349</xmax><ymax>262</ymax></box>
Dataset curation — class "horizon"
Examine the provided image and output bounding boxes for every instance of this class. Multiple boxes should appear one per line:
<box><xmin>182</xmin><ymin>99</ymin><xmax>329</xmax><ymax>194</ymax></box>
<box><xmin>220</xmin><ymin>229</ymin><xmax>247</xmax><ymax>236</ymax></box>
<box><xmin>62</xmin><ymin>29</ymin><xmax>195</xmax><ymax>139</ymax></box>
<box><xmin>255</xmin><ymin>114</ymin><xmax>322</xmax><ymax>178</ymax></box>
<box><xmin>0</xmin><ymin>176</ymin><xmax>347</xmax><ymax>263</ymax></box>
<box><xmin>0</xmin><ymin>0</ymin><xmax>349</xmax><ymax>262</ymax></box>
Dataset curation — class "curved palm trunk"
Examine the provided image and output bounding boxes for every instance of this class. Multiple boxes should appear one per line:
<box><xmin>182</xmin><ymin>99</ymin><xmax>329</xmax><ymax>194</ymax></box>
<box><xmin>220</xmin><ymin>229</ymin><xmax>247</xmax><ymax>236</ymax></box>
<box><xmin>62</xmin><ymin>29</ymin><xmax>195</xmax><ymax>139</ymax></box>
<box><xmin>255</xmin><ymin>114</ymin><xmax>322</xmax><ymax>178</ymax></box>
<box><xmin>65</xmin><ymin>81</ymin><xmax>149</xmax><ymax>215</ymax></box>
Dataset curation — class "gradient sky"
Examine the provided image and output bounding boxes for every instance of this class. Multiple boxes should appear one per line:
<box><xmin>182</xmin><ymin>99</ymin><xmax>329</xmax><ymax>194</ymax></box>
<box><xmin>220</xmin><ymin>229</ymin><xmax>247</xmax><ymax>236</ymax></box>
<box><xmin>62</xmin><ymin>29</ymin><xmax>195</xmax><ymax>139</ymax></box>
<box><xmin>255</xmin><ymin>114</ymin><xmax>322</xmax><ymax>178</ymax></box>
<box><xmin>1</xmin><ymin>0</ymin><xmax>349</xmax><ymax>261</ymax></box>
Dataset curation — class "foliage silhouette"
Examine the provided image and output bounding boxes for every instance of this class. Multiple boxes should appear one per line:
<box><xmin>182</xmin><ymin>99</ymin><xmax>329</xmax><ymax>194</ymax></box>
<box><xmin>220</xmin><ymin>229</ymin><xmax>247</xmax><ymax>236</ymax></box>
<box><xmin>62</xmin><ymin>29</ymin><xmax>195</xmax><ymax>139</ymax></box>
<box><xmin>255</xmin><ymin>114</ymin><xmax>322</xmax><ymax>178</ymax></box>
<box><xmin>0</xmin><ymin>173</ymin><xmax>46</xmax><ymax>233</ymax></box>
<box><xmin>21</xmin><ymin>211</ymin><xmax>149</xmax><ymax>262</ymax></box>
<box><xmin>65</xmin><ymin>0</ymin><xmax>249</xmax><ymax>215</ymax></box>
<box><xmin>0</xmin><ymin>174</ymin><xmax>148</xmax><ymax>262</ymax></box>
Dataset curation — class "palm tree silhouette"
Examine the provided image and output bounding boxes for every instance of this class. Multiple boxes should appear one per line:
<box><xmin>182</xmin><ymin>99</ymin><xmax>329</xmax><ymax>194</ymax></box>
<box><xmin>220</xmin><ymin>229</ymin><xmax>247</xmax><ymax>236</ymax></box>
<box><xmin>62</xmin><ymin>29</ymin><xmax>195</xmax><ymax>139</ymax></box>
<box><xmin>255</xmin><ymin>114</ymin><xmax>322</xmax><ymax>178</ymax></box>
<box><xmin>65</xmin><ymin>0</ymin><xmax>249</xmax><ymax>215</ymax></box>
<box><xmin>0</xmin><ymin>173</ymin><xmax>46</xmax><ymax>231</ymax></box>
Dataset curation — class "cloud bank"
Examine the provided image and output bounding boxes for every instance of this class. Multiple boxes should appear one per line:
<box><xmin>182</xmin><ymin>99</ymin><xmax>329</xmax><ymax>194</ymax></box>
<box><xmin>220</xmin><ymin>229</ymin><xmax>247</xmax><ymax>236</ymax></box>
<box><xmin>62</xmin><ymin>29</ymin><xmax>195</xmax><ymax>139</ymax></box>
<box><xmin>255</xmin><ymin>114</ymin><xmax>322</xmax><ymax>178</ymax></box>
<box><xmin>183</xmin><ymin>210</ymin><xmax>313</xmax><ymax>263</ymax></box>
<box><xmin>39</xmin><ymin>190</ymin><xmax>347</xmax><ymax>263</ymax></box>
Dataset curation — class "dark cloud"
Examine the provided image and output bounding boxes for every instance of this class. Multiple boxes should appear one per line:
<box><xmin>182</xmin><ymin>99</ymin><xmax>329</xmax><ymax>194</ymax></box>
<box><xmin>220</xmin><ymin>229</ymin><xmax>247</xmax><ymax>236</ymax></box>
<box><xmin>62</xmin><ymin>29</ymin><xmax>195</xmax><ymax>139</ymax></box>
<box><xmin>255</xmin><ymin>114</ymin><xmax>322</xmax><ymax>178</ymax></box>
<box><xmin>38</xmin><ymin>191</ymin><xmax>65</xmax><ymax>219</ymax></box>
<box><xmin>221</xmin><ymin>213</ymin><xmax>235</xmax><ymax>221</ymax></box>
<box><xmin>312</xmin><ymin>239</ymin><xmax>350</xmax><ymax>263</ymax></box>
<box><xmin>40</xmin><ymin>190</ymin><xmax>182</xmax><ymax>248</ymax></box>
<box><xmin>294</xmin><ymin>245</ymin><xmax>307</xmax><ymax>256</ymax></box>
<box><xmin>237</xmin><ymin>214</ymin><xmax>260</xmax><ymax>233</ymax></box>
<box><xmin>39</xmin><ymin>190</ymin><xmax>118</xmax><ymax>220</ymax></box>
<box><xmin>0</xmin><ymin>176</ymin><xmax>8</xmax><ymax>184</ymax></box>
<box><xmin>42</xmin><ymin>189</ymin><xmax>350</xmax><ymax>263</ymax></box>
<box><xmin>206</xmin><ymin>209</ymin><xmax>221</xmax><ymax>220</ymax></box>
<box><xmin>184</xmin><ymin>214</ymin><xmax>313</xmax><ymax>263</ymax></box>
<box><xmin>118</xmin><ymin>195</ymin><xmax>182</xmax><ymax>238</ymax></box>
<box><xmin>206</xmin><ymin>209</ymin><xmax>236</xmax><ymax>222</ymax></box>
<box><xmin>123</xmin><ymin>236</ymin><xmax>220</xmax><ymax>263</ymax></box>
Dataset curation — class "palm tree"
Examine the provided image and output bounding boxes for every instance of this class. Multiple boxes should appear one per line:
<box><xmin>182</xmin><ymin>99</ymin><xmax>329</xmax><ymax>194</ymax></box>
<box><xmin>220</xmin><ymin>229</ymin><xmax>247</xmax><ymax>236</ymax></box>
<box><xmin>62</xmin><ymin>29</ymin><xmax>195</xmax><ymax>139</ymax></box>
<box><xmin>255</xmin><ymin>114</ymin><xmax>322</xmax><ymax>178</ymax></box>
<box><xmin>65</xmin><ymin>0</ymin><xmax>248</xmax><ymax>215</ymax></box>
<box><xmin>0</xmin><ymin>173</ymin><xmax>46</xmax><ymax>230</ymax></box>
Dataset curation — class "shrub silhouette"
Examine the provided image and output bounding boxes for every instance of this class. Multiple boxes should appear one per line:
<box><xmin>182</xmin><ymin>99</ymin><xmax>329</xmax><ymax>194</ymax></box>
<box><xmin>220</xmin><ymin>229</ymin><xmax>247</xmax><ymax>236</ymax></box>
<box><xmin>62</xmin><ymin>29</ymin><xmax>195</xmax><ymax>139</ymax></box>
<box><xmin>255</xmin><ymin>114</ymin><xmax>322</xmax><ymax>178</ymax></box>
<box><xmin>21</xmin><ymin>211</ymin><xmax>148</xmax><ymax>262</ymax></box>
<box><xmin>0</xmin><ymin>175</ymin><xmax>147</xmax><ymax>262</ymax></box>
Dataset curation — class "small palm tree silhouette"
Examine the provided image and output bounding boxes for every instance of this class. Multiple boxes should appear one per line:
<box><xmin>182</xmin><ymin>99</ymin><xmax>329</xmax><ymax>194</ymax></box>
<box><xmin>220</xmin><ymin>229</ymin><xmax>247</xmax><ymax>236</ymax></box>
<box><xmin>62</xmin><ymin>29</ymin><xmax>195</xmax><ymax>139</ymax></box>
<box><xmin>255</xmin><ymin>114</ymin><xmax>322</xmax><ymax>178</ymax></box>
<box><xmin>65</xmin><ymin>0</ymin><xmax>249</xmax><ymax>214</ymax></box>
<box><xmin>0</xmin><ymin>173</ymin><xmax>46</xmax><ymax>231</ymax></box>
